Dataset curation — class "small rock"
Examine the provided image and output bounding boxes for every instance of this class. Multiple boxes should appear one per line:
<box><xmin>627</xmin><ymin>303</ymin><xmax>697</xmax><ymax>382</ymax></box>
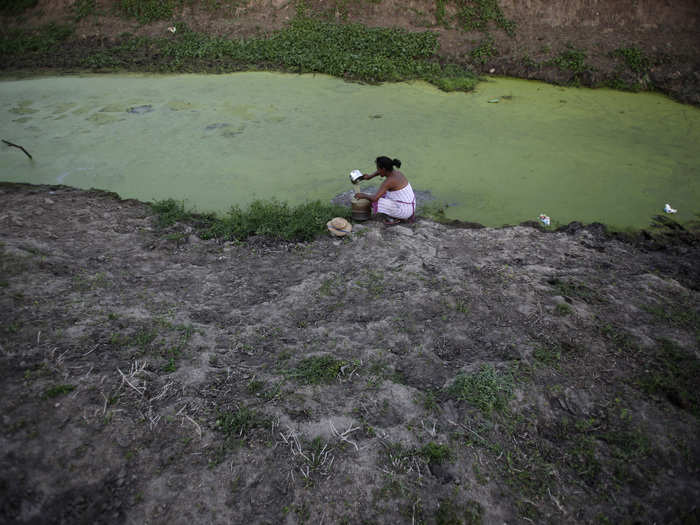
<box><xmin>44</xmin><ymin>198</ymin><xmax>54</xmax><ymax>204</ymax></box>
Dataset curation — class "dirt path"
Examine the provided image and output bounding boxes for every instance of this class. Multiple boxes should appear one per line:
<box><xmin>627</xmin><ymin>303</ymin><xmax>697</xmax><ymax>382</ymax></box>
<box><xmin>1</xmin><ymin>183</ymin><xmax>698</xmax><ymax>524</ymax></box>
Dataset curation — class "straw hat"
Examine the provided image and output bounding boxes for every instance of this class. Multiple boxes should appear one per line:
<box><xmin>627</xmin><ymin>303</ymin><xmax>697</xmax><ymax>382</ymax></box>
<box><xmin>327</xmin><ymin>217</ymin><xmax>352</xmax><ymax>237</ymax></box>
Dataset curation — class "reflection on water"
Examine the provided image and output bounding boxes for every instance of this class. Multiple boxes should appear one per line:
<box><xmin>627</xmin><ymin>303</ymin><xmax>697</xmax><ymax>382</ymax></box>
<box><xmin>1</xmin><ymin>72</ymin><xmax>698</xmax><ymax>227</ymax></box>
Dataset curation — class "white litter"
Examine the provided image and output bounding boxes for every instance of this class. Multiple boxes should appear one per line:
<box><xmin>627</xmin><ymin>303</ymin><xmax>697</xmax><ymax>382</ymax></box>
<box><xmin>167</xmin><ymin>26</ymin><xmax>176</xmax><ymax>33</ymax></box>
<box><xmin>539</xmin><ymin>214</ymin><xmax>551</xmax><ymax>226</ymax></box>
<box><xmin>664</xmin><ymin>203</ymin><xmax>677</xmax><ymax>214</ymax></box>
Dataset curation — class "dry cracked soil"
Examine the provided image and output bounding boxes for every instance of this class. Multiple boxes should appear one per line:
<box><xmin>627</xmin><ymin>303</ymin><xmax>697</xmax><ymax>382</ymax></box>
<box><xmin>1</xmin><ymin>183</ymin><xmax>699</xmax><ymax>524</ymax></box>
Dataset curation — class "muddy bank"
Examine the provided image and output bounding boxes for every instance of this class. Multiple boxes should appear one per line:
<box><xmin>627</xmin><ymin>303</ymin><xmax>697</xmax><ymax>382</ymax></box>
<box><xmin>1</xmin><ymin>0</ymin><xmax>699</xmax><ymax>104</ymax></box>
<box><xmin>1</xmin><ymin>183</ymin><xmax>699</xmax><ymax>524</ymax></box>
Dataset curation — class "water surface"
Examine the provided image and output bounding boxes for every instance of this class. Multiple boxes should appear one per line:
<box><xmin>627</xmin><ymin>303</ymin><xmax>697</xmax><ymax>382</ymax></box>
<box><xmin>1</xmin><ymin>73</ymin><xmax>698</xmax><ymax>227</ymax></box>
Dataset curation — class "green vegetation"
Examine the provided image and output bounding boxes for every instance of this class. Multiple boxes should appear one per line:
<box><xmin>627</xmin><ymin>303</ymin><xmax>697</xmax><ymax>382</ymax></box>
<box><xmin>613</xmin><ymin>46</ymin><xmax>650</xmax><ymax>74</ymax></box>
<box><xmin>215</xmin><ymin>405</ymin><xmax>266</xmax><ymax>442</ymax></box>
<box><xmin>119</xmin><ymin>0</ymin><xmax>176</xmax><ymax>23</ymax></box>
<box><xmin>151</xmin><ymin>198</ymin><xmax>351</xmax><ymax>242</ymax></box>
<box><xmin>43</xmin><ymin>384</ymin><xmax>76</xmax><ymax>398</ymax></box>
<box><xmin>293</xmin><ymin>355</ymin><xmax>347</xmax><ymax>384</ymax></box>
<box><xmin>72</xmin><ymin>0</ymin><xmax>97</xmax><ymax>21</ymax></box>
<box><xmin>434</xmin><ymin>0</ymin><xmax>515</xmax><ymax>37</ymax></box>
<box><xmin>0</xmin><ymin>23</ymin><xmax>74</xmax><ymax>55</ymax></box>
<box><xmin>470</xmin><ymin>35</ymin><xmax>496</xmax><ymax>65</ymax></box>
<box><xmin>549</xmin><ymin>43</ymin><xmax>591</xmax><ymax>82</ymax></box>
<box><xmin>447</xmin><ymin>364</ymin><xmax>514</xmax><ymax>414</ymax></box>
<box><xmin>436</xmin><ymin>497</ymin><xmax>483</xmax><ymax>525</ymax></box>
<box><xmin>547</xmin><ymin>278</ymin><xmax>601</xmax><ymax>303</ymax></box>
<box><xmin>554</xmin><ymin>302</ymin><xmax>572</xmax><ymax>316</ymax></box>
<box><xmin>419</xmin><ymin>442</ymin><xmax>451</xmax><ymax>464</ymax></box>
<box><xmin>0</xmin><ymin>14</ymin><xmax>478</xmax><ymax>92</ymax></box>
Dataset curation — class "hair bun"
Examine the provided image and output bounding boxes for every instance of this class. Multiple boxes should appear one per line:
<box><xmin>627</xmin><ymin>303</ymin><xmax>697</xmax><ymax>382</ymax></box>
<box><xmin>392</xmin><ymin>158</ymin><xmax>402</xmax><ymax>168</ymax></box>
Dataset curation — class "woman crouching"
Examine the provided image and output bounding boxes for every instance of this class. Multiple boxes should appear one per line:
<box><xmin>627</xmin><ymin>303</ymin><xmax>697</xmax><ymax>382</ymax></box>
<box><xmin>354</xmin><ymin>156</ymin><xmax>416</xmax><ymax>225</ymax></box>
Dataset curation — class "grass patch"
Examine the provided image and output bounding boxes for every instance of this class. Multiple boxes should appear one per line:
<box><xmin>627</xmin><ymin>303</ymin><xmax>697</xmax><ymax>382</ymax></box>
<box><xmin>213</xmin><ymin>405</ymin><xmax>268</xmax><ymax>461</ymax></box>
<box><xmin>419</xmin><ymin>442</ymin><xmax>451</xmax><ymax>464</ymax></box>
<box><xmin>151</xmin><ymin>198</ymin><xmax>351</xmax><ymax>242</ymax></box>
<box><xmin>447</xmin><ymin>364</ymin><xmax>514</xmax><ymax>414</ymax></box>
<box><xmin>532</xmin><ymin>345</ymin><xmax>561</xmax><ymax>368</ymax></box>
<box><xmin>547</xmin><ymin>277</ymin><xmax>601</xmax><ymax>303</ymax></box>
<box><xmin>43</xmin><ymin>384</ymin><xmax>75</xmax><ymax>398</ymax></box>
<box><xmin>119</xmin><ymin>0</ymin><xmax>176</xmax><ymax>23</ymax></box>
<box><xmin>292</xmin><ymin>355</ymin><xmax>347</xmax><ymax>384</ymax></box>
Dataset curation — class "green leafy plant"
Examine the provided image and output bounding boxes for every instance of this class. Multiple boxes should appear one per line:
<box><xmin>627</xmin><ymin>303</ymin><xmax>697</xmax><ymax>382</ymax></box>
<box><xmin>470</xmin><ymin>34</ymin><xmax>496</xmax><ymax>64</ymax></box>
<box><xmin>613</xmin><ymin>46</ymin><xmax>649</xmax><ymax>74</ymax></box>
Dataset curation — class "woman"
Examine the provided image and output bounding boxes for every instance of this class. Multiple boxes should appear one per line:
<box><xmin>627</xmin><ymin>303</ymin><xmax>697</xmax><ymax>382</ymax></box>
<box><xmin>354</xmin><ymin>156</ymin><xmax>416</xmax><ymax>225</ymax></box>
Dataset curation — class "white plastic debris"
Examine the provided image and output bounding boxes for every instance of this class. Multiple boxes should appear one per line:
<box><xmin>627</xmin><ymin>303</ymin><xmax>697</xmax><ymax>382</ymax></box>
<box><xmin>664</xmin><ymin>203</ymin><xmax>677</xmax><ymax>214</ymax></box>
<box><xmin>539</xmin><ymin>214</ymin><xmax>551</xmax><ymax>226</ymax></box>
<box><xmin>167</xmin><ymin>26</ymin><xmax>176</xmax><ymax>33</ymax></box>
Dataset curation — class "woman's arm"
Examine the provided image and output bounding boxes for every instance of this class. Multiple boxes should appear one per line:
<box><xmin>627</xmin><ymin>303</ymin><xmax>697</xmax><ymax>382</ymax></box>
<box><xmin>362</xmin><ymin>170</ymin><xmax>379</xmax><ymax>180</ymax></box>
<box><xmin>355</xmin><ymin>177</ymin><xmax>392</xmax><ymax>202</ymax></box>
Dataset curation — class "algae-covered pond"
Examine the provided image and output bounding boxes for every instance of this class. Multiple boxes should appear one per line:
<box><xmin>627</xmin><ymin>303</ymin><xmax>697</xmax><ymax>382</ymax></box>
<box><xmin>1</xmin><ymin>72</ymin><xmax>698</xmax><ymax>227</ymax></box>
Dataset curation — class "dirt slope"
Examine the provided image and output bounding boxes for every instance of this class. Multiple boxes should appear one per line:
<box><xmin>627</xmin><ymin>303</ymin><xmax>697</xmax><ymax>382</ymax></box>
<box><xmin>2</xmin><ymin>0</ymin><xmax>699</xmax><ymax>103</ymax></box>
<box><xmin>1</xmin><ymin>184</ymin><xmax>698</xmax><ymax>524</ymax></box>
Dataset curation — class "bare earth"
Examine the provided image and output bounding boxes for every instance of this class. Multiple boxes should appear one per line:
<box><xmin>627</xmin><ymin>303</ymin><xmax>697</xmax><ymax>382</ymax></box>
<box><xmin>1</xmin><ymin>183</ymin><xmax>698</xmax><ymax>524</ymax></box>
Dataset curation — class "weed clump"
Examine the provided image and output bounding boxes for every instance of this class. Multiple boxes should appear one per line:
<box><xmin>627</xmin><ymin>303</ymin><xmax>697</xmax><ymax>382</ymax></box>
<box><xmin>293</xmin><ymin>355</ymin><xmax>347</xmax><ymax>384</ymax></box>
<box><xmin>447</xmin><ymin>364</ymin><xmax>514</xmax><ymax>414</ymax></box>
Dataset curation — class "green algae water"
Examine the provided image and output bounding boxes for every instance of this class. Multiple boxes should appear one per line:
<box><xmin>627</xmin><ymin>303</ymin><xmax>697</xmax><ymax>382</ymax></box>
<box><xmin>1</xmin><ymin>73</ymin><xmax>698</xmax><ymax>228</ymax></box>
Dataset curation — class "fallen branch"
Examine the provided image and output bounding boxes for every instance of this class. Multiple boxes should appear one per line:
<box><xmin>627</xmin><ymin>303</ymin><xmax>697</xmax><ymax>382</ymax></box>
<box><xmin>2</xmin><ymin>139</ymin><xmax>32</xmax><ymax>159</ymax></box>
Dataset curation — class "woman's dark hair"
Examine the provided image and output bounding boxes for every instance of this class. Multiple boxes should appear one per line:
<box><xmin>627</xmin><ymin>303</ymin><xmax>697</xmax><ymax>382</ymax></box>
<box><xmin>376</xmin><ymin>156</ymin><xmax>401</xmax><ymax>171</ymax></box>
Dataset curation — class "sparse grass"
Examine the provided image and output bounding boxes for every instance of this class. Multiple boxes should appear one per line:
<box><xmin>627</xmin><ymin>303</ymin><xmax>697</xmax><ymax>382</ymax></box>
<box><xmin>635</xmin><ymin>339</ymin><xmax>700</xmax><ymax>417</ymax></box>
<box><xmin>554</xmin><ymin>302</ymin><xmax>572</xmax><ymax>316</ymax></box>
<box><xmin>547</xmin><ymin>278</ymin><xmax>601</xmax><ymax>303</ymax></box>
<box><xmin>292</xmin><ymin>355</ymin><xmax>347</xmax><ymax>384</ymax></box>
<box><xmin>532</xmin><ymin>345</ymin><xmax>561</xmax><ymax>368</ymax></box>
<box><xmin>435</xmin><ymin>497</ymin><xmax>483</xmax><ymax>525</ymax></box>
<box><xmin>447</xmin><ymin>365</ymin><xmax>514</xmax><ymax>414</ymax></box>
<box><xmin>43</xmin><ymin>384</ymin><xmax>75</xmax><ymax>398</ymax></box>
<box><xmin>119</xmin><ymin>0</ymin><xmax>176</xmax><ymax>23</ymax></box>
<box><xmin>214</xmin><ymin>405</ymin><xmax>267</xmax><ymax>452</ymax></box>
